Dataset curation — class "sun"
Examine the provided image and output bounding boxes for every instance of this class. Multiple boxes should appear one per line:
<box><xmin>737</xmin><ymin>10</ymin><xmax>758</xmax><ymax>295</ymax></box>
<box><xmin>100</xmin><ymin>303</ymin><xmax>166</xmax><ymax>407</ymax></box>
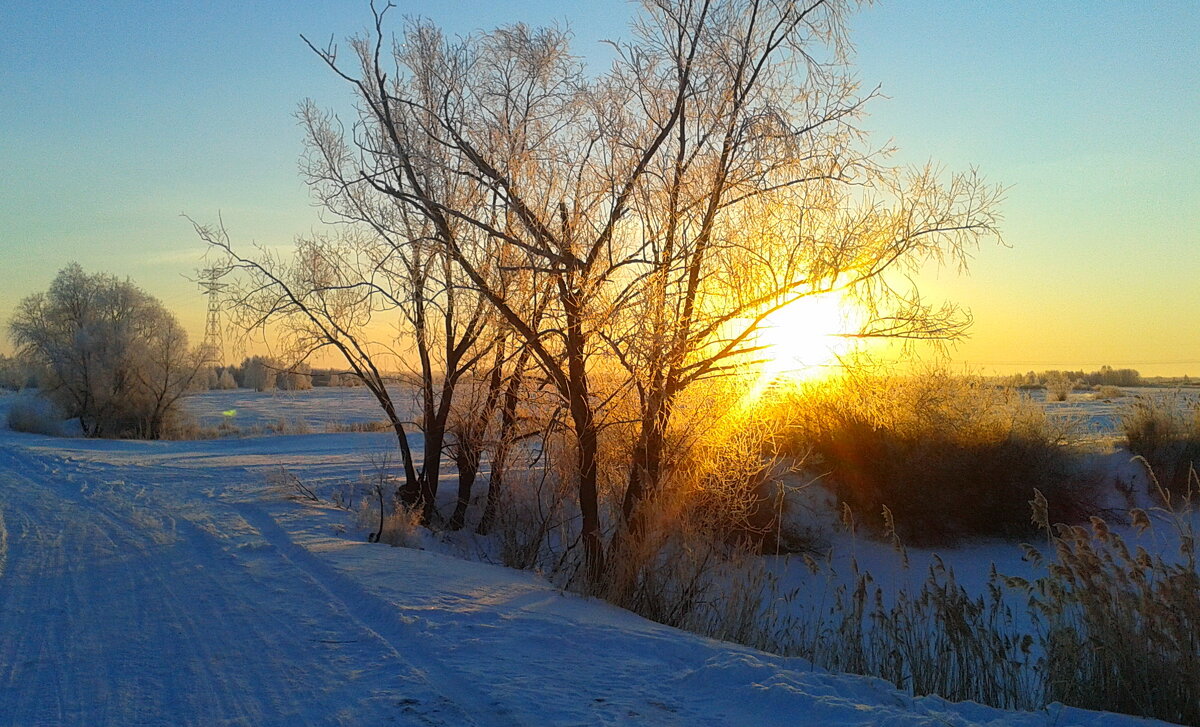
<box><xmin>756</xmin><ymin>292</ymin><xmax>860</xmax><ymax>382</ymax></box>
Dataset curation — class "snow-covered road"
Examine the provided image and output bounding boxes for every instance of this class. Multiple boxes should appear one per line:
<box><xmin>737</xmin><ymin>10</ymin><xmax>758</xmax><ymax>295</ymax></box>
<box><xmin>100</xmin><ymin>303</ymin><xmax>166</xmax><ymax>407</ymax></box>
<box><xmin>0</xmin><ymin>444</ymin><xmax>484</xmax><ymax>725</ymax></box>
<box><xmin>0</xmin><ymin>418</ymin><xmax>1174</xmax><ymax>726</ymax></box>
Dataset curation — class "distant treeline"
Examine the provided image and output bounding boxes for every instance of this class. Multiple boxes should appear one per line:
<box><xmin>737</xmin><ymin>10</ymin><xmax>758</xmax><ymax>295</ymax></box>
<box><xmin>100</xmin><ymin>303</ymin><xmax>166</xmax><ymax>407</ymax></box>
<box><xmin>202</xmin><ymin>357</ymin><xmax>364</xmax><ymax>393</ymax></box>
<box><xmin>1002</xmin><ymin>365</ymin><xmax>1143</xmax><ymax>389</ymax></box>
<box><xmin>203</xmin><ymin>356</ymin><xmax>364</xmax><ymax>392</ymax></box>
<box><xmin>0</xmin><ymin>352</ymin><xmax>363</xmax><ymax>394</ymax></box>
<box><xmin>0</xmin><ymin>354</ymin><xmax>38</xmax><ymax>390</ymax></box>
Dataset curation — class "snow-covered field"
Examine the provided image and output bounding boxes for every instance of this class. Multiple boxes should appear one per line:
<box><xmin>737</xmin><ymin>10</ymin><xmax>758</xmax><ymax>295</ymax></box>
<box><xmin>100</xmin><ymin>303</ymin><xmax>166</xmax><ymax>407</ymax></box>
<box><xmin>183</xmin><ymin>387</ymin><xmax>395</xmax><ymax>431</ymax></box>
<box><xmin>179</xmin><ymin>386</ymin><xmax>1188</xmax><ymax>439</ymax></box>
<box><xmin>1033</xmin><ymin>387</ymin><xmax>1197</xmax><ymax>440</ymax></box>
<box><xmin>0</xmin><ymin>390</ymin><xmax>1181</xmax><ymax>726</ymax></box>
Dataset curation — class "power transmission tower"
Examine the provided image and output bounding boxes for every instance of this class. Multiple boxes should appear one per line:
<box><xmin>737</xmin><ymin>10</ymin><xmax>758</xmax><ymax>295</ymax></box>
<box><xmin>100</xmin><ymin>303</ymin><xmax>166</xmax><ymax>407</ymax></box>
<box><xmin>199</xmin><ymin>267</ymin><xmax>228</xmax><ymax>365</ymax></box>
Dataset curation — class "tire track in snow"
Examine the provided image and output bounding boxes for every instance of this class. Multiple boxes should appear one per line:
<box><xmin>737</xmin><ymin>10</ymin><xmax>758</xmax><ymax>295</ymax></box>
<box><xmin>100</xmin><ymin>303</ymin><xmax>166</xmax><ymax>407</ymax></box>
<box><xmin>0</xmin><ymin>461</ymin><xmax>262</xmax><ymax>725</ymax></box>
<box><xmin>0</xmin><ymin>497</ymin><xmax>7</xmax><ymax>579</ymax></box>
<box><xmin>231</xmin><ymin>502</ymin><xmax>525</xmax><ymax>727</ymax></box>
<box><xmin>0</xmin><ymin>445</ymin><xmax>449</xmax><ymax>726</ymax></box>
<box><xmin>0</xmin><ymin>481</ymin><xmax>121</xmax><ymax>723</ymax></box>
<box><xmin>37</xmin><ymin>448</ymin><xmax>508</xmax><ymax>724</ymax></box>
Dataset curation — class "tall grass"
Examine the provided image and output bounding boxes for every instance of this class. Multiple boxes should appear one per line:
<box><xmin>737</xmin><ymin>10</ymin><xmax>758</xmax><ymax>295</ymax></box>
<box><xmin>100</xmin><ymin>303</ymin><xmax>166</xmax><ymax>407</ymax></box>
<box><xmin>1017</xmin><ymin>475</ymin><xmax>1200</xmax><ymax>725</ymax></box>
<box><xmin>779</xmin><ymin>481</ymin><xmax>1200</xmax><ymax>723</ymax></box>
<box><xmin>1121</xmin><ymin>392</ymin><xmax>1200</xmax><ymax>495</ymax></box>
<box><xmin>597</xmin><ymin>514</ymin><xmax>801</xmax><ymax>652</ymax></box>
<box><xmin>792</xmin><ymin>555</ymin><xmax>1039</xmax><ymax>710</ymax></box>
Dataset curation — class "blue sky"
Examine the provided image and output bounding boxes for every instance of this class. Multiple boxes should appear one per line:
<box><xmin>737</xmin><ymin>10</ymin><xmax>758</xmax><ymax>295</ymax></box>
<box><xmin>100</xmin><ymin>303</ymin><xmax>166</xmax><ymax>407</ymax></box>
<box><xmin>2</xmin><ymin>1</ymin><xmax>1197</xmax><ymax>373</ymax></box>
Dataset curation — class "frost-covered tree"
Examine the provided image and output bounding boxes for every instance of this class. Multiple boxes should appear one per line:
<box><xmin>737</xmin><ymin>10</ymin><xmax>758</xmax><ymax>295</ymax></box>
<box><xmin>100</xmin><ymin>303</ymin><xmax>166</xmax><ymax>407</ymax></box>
<box><xmin>200</xmin><ymin>366</ymin><xmax>221</xmax><ymax>391</ymax></box>
<box><xmin>278</xmin><ymin>361</ymin><xmax>313</xmax><ymax>390</ymax></box>
<box><xmin>240</xmin><ymin>356</ymin><xmax>279</xmax><ymax>391</ymax></box>
<box><xmin>8</xmin><ymin>264</ymin><xmax>205</xmax><ymax>438</ymax></box>
<box><xmin>216</xmin><ymin>369</ymin><xmax>238</xmax><ymax>389</ymax></box>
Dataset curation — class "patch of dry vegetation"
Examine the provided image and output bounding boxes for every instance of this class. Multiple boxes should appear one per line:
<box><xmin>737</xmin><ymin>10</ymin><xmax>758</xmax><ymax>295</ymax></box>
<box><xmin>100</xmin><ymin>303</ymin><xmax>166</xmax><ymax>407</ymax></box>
<box><xmin>592</xmin><ymin>424</ymin><xmax>802</xmax><ymax>649</ymax></box>
<box><xmin>792</xmin><ymin>554</ymin><xmax>1039</xmax><ymax>710</ymax></box>
<box><xmin>475</xmin><ymin>402</ymin><xmax>810</xmax><ymax>651</ymax></box>
<box><xmin>776</xmin><ymin>370</ymin><xmax>1093</xmax><ymax>544</ymax></box>
<box><xmin>490</xmin><ymin>467</ymin><xmax>573</xmax><ymax>572</ymax></box>
<box><xmin>325</xmin><ymin>420</ymin><xmax>393</xmax><ymax>434</ymax></box>
<box><xmin>782</xmin><ymin>483</ymin><xmax>1199</xmax><ymax>723</ymax></box>
<box><xmin>1121</xmin><ymin>392</ymin><xmax>1200</xmax><ymax>495</ymax></box>
<box><xmin>1016</xmin><ymin>478</ymin><xmax>1200</xmax><ymax>725</ymax></box>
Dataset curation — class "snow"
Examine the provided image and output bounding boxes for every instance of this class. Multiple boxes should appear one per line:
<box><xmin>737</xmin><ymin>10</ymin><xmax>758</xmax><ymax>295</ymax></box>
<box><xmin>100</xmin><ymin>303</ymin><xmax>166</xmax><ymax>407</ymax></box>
<box><xmin>0</xmin><ymin>391</ymin><xmax>1180</xmax><ymax>726</ymax></box>
<box><xmin>1032</xmin><ymin>387</ymin><xmax>1200</xmax><ymax>441</ymax></box>
<box><xmin>182</xmin><ymin>387</ymin><xmax>398</xmax><ymax>431</ymax></box>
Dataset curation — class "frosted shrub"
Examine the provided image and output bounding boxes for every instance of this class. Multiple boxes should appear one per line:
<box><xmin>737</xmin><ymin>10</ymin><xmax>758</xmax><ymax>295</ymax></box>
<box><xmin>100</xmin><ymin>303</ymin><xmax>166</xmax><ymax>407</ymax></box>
<box><xmin>1046</xmin><ymin>376</ymin><xmax>1072</xmax><ymax>402</ymax></box>
<box><xmin>240</xmin><ymin>356</ymin><xmax>279</xmax><ymax>391</ymax></box>
<box><xmin>260</xmin><ymin>417</ymin><xmax>312</xmax><ymax>435</ymax></box>
<box><xmin>0</xmin><ymin>354</ymin><xmax>35</xmax><ymax>390</ymax></box>
<box><xmin>600</xmin><ymin>505</ymin><xmax>801</xmax><ymax>653</ymax></box>
<box><xmin>278</xmin><ymin>362</ymin><xmax>313</xmax><ymax>391</ymax></box>
<box><xmin>376</xmin><ymin>505</ymin><xmax>423</xmax><ymax>548</ymax></box>
<box><xmin>780</xmin><ymin>370</ymin><xmax>1091</xmax><ymax>544</ymax></box>
<box><xmin>491</xmin><ymin>470</ymin><xmax>572</xmax><ymax>572</ymax></box>
<box><xmin>158</xmin><ymin>413</ymin><xmax>211</xmax><ymax>440</ymax></box>
<box><xmin>197</xmin><ymin>366</ymin><xmax>220</xmax><ymax>391</ymax></box>
<box><xmin>594</xmin><ymin>415</ymin><xmax>806</xmax><ymax>650</ymax></box>
<box><xmin>324</xmin><ymin>420</ymin><xmax>392</xmax><ymax>433</ymax></box>
<box><xmin>6</xmin><ymin>395</ymin><xmax>63</xmax><ymax>436</ymax></box>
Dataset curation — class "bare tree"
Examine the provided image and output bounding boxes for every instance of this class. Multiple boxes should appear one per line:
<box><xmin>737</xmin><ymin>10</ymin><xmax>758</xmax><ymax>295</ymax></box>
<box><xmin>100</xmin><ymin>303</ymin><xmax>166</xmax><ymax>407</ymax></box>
<box><xmin>193</xmin><ymin>220</ymin><xmax>427</xmax><ymax>505</ymax></box>
<box><xmin>194</xmin><ymin>107</ymin><xmax>500</xmax><ymax>523</ymax></box>
<box><xmin>134</xmin><ymin>302</ymin><xmax>208</xmax><ymax>436</ymax></box>
<box><xmin>299</xmin><ymin>0</ymin><xmax>1000</xmax><ymax>579</ymax></box>
<box><xmin>305</xmin><ymin>15</ymin><xmax>642</xmax><ymax>575</ymax></box>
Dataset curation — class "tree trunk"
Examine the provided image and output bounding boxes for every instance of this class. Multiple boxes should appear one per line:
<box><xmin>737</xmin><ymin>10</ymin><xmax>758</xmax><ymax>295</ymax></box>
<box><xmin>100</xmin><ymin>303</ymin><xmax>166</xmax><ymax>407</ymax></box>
<box><xmin>447</xmin><ymin>446</ymin><xmax>479</xmax><ymax>531</ymax></box>
<box><xmin>478</xmin><ymin>366</ymin><xmax>523</xmax><ymax>535</ymax></box>
<box><xmin>377</xmin><ymin>391</ymin><xmax>421</xmax><ymax>510</ymax></box>
<box><xmin>621</xmin><ymin>389</ymin><xmax>673</xmax><ymax>524</ymax></box>
<box><xmin>417</xmin><ymin>423</ymin><xmax>445</xmax><ymax>524</ymax></box>
<box><xmin>398</xmin><ymin>381</ymin><xmax>451</xmax><ymax>526</ymax></box>
<box><xmin>562</xmin><ymin>290</ymin><xmax>604</xmax><ymax>582</ymax></box>
<box><xmin>576</xmin><ymin>418</ymin><xmax>604</xmax><ymax>583</ymax></box>
<box><xmin>477</xmin><ymin>444</ymin><xmax>505</xmax><ymax>536</ymax></box>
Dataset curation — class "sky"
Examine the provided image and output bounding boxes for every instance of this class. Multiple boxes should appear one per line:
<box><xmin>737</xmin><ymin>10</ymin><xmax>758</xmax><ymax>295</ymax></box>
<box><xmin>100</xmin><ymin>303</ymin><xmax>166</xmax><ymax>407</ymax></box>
<box><xmin>1</xmin><ymin>1</ymin><xmax>1197</xmax><ymax>375</ymax></box>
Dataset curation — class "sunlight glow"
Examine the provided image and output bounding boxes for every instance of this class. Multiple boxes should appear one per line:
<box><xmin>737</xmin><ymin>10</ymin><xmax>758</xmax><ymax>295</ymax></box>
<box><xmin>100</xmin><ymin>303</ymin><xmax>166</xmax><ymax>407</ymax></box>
<box><xmin>756</xmin><ymin>293</ymin><xmax>861</xmax><ymax>382</ymax></box>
